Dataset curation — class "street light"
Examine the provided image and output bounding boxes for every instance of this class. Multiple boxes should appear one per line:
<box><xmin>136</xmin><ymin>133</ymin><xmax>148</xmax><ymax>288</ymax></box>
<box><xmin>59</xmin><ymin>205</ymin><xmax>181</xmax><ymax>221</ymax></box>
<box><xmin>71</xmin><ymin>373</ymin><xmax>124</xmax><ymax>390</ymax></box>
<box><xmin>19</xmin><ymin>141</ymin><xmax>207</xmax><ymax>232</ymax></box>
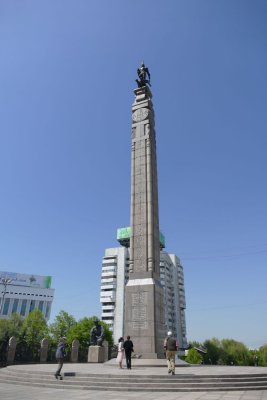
<box><xmin>0</xmin><ymin>278</ymin><xmax>13</xmax><ymax>315</ymax></box>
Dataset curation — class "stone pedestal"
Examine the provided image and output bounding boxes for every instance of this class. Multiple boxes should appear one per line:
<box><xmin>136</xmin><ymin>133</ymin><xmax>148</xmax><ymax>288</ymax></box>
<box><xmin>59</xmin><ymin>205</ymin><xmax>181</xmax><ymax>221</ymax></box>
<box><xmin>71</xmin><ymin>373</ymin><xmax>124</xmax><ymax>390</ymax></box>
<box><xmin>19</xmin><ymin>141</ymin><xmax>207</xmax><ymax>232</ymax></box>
<box><xmin>88</xmin><ymin>345</ymin><xmax>105</xmax><ymax>363</ymax></box>
<box><xmin>125</xmin><ymin>280</ymin><xmax>165</xmax><ymax>359</ymax></box>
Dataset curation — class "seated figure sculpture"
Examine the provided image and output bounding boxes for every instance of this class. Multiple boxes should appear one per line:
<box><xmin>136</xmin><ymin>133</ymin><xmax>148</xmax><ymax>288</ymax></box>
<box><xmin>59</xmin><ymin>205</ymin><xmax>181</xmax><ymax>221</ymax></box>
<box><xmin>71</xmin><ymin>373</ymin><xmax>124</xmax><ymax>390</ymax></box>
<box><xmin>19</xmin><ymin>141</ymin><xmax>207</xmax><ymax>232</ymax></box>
<box><xmin>90</xmin><ymin>319</ymin><xmax>105</xmax><ymax>346</ymax></box>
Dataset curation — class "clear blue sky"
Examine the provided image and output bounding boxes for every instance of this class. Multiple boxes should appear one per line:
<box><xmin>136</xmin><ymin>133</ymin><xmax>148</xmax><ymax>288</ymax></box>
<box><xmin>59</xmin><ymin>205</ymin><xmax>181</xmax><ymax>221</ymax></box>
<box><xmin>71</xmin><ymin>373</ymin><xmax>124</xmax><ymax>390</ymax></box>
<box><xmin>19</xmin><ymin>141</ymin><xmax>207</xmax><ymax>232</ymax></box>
<box><xmin>1</xmin><ymin>1</ymin><xmax>267</xmax><ymax>349</ymax></box>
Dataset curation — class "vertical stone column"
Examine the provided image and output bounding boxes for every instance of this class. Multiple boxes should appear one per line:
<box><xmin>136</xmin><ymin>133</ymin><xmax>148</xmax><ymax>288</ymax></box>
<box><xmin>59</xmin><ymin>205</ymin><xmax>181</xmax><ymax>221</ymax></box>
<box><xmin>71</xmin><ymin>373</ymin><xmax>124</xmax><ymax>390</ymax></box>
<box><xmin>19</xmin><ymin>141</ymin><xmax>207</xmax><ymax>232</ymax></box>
<box><xmin>7</xmin><ymin>336</ymin><xmax>17</xmax><ymax>365</ymax></box>
<box><xmin>124</xmin><ymin>85</ymin><xmax>165</xmax><ymax>359</ymax></box>
<box><xmin>71</xmin><ymin>339</ymin><xmax>79</xmax><ymax>363</ymax></box>
<box><xmin>40</xmin><ymin>338</ymin><xmax>49</xmax><ymax>363</ymax></box>
<box><xmin>102</xmin><ymin>340</ymin><xmax>109</xmax><ymax>362</ymax></box>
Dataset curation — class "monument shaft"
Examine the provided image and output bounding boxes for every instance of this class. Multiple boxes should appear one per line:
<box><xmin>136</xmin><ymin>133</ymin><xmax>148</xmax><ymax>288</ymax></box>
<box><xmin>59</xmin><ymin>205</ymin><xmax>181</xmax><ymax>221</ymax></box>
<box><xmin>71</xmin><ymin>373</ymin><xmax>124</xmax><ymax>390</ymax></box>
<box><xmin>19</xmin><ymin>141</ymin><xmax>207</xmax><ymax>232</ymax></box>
<box><xmin>124</xmin><ymin>84</ymin><xmax>165</xmax><ymax>358</ymax></box>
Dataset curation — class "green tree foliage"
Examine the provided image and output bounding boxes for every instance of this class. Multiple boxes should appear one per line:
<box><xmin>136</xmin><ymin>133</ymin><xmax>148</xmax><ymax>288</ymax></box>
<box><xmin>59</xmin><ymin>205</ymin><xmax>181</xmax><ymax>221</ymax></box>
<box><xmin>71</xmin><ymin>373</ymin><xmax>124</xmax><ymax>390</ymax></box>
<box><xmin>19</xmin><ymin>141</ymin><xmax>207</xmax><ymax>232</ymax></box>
<box><xmin>219</xmin><ymin>339</ymin><xmax>251</xmax><ymax>366</ymax></box>
<box><xmin>188</xmin><ymin>338</ymin><xmax>253</xmax><ymax>366</ymax></box>
<box><xmin>0</xmin><ymin>319</ymin><xmax>10</xmax><ymax>365</ymax></box>
<box><xmin>186</xmin><ymin>348</ymin><xmax>202</xmax><ymax>364</ymax></box>
<box><xmin>0</xmin><ymin>314</ymin><xmax>24</xmax><ymax>365</ymax></box>
<box><xmin>17</xmin><ymin>309</ymin><xmax>48</xmax><ymax>362</ymax></box>
<box><xmin>258</xmin><ymin>344</ymin><xmax>267</xmax><ymax>366</ymax></box>
<box><xmin>49</xmin><ymin>310</ymin><xmax>76</xmax><ymax>343</ymax></box>
<box><xmin>68</xmin><ymin>316</ymin><xmax>95</xmax><ymax>362</ymax></box>
<box><xmin>203</xmin><ymin>338</ymin><xmax>222</xmax><ymax>365</ymax></box>
<box><xmin>47</xmin><ymin>310</ymin><xmax>76</xmax><ymax>362</ymax></box>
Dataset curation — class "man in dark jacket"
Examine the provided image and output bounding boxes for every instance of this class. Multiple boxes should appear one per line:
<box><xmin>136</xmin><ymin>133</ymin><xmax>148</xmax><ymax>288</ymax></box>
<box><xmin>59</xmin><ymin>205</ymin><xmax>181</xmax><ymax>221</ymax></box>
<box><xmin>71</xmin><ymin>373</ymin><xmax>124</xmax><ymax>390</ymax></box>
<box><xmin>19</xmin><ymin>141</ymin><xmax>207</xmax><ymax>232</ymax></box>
<box><xmin>55</xmin><ymin>337</ymin><xmax>66</xmax><ymax>380</ymax></box>
<box><xmin>163</xmin><ymin>331</ymin><xmax>178</xmax><ymax>375</ymax></box>
<box><xmin>123</xmin><ymin>335</ymin><xmax>134</xmax><ymax>370</ymax></box>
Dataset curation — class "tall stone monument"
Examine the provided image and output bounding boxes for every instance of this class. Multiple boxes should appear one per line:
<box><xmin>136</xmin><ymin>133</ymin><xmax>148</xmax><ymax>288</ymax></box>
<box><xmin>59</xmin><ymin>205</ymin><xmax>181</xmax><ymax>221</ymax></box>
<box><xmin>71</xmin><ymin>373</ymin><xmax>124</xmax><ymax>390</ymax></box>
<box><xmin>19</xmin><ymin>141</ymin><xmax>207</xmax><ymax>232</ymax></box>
<box><xmin>124</xmin><ymin>63</ymin><xmax>165</xmax><ymax>358</ymax></box>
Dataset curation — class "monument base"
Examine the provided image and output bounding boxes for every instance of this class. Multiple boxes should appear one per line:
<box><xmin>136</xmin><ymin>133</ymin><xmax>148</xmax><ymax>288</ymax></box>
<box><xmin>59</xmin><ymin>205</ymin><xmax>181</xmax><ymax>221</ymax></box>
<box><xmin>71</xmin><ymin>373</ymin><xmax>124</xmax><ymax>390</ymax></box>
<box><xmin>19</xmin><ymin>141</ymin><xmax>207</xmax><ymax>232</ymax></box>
<box><xmin>124</xmin><ymin>279</ymin><xmax>165</xmax><ymax>359</ymax></box>
<box><xmin>88</xmin><ymin>345</ymin><xmax>105</xmax><ymax>363</ymax></box>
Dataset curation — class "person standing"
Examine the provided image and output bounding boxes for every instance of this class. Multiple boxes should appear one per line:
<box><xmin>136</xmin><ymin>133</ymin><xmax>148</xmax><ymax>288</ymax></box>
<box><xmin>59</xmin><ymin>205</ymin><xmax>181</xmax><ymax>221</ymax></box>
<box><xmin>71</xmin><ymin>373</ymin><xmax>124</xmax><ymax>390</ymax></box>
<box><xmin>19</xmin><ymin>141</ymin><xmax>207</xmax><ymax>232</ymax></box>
<box><xmin>116</xmin><ymin>337</ymin><xmax>125</xmax><ymax>369</ymax></box>
<box><xmin>164</xmin><ymin>331</ymin><xmax>178</xmax><ymax>375</ymax></box>
<box><xmin>123</xmin><ymin>335</ymin><xmax>134</xmax><ymax>370</ymax></box>
<box><xmin>54</xmin><ymin>337</ymin><xmax>67</xmax><ymax>380</ymax></box>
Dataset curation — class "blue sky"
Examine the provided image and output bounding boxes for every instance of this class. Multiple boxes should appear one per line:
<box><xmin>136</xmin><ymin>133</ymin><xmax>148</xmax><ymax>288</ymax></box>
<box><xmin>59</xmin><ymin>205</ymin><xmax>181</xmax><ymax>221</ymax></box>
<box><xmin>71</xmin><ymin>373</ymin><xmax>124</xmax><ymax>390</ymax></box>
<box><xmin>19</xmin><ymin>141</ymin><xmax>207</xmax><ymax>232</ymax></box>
<box><xmin>0</xmin><ymin>1</ymin><xmax>267</xmax><ymax>349</ymax></box>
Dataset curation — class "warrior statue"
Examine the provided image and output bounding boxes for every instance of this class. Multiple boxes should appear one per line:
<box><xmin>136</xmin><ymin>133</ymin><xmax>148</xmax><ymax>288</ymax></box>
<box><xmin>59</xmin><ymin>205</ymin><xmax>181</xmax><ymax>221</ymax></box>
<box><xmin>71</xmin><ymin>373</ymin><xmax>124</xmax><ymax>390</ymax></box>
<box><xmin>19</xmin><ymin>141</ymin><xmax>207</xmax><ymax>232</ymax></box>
<box><xmin>136</xmin><ymin>62</ymin><xmax>151</xmax><ymax>87</ymax></box>
<box><xmin>90</xmin><ymin>318</ymin><xmax>105</xmax><ymax>346</ymax></box>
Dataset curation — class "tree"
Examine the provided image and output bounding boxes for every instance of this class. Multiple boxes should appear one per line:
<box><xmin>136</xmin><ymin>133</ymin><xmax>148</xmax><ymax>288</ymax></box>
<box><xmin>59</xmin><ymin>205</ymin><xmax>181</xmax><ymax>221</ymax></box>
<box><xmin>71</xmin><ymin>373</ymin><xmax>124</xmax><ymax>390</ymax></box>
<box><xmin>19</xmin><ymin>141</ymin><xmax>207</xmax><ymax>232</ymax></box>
<box><xmin>258</xmin><ymin>344</ymin><xmax>267</xmax><ymax>366</ymax></box>
<box><xmin>0</xmin><ymin>314</ymin><xmax>24</xmax><ymax>365</ymax></box>
<box><xmin>203</xmin><ymin>338</ymin><xmax>222</xmax><ymax>365</ymax></box>
<box><xmin>220</xmin><ymin>339</ymin><xmax>250</xmax><ymax>366</ymax></box>
<box><xmin>0</xmin><ymin>319</ymin><xmax>10</xmax><ymax>365</ymax></box>
<box><xmin>18</xmin><ymin>309</ymin><xmax>48</xmax><ymax>362</ymax></box>
<box><xmin>186</xmin><ymin>348</ymin><xmax>202</xmax><ymax>364</ymax></box>
<box><xmin>49</xmin><ymin>310</ymin><xmax>76</xmax><ymax>343</ymax></box>
<box><xmin>7</xmin><ymin>313</ymin><xmax>24</xmax><ymax>337</ymax></box>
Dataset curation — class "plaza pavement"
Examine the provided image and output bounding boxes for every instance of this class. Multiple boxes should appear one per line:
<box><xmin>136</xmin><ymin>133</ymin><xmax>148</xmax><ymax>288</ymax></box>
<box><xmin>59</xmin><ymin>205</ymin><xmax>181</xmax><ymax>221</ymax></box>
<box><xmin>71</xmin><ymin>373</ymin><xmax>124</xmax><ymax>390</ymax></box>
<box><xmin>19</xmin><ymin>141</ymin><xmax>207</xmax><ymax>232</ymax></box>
<box><xmin>1</xmin><ymin>364</ymin><xmax>267</xmax><ymax>400</ymax></box>
<box><xmin>1</xmin><ymin>382</ymin><xmax>267</xmax><ymax>400</ymax></box>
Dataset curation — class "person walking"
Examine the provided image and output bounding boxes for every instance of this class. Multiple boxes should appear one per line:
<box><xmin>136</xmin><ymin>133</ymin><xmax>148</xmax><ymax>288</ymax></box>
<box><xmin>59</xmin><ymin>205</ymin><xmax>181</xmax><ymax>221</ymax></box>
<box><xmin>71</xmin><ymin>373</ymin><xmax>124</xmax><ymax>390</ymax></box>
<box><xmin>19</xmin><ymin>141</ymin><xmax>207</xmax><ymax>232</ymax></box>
<box><xmin>164</xmin><ymin>331</ymin><xmax>178</xmax><ymax>375</ymax></box>
<box><xmin>116</xmin><ymin>337</ymin><xmax>125</xmax><ymax>369</ymax></box>
<box><xmin>54</xmin><ymin>337</ymin><xmax>67</xmax><ymax>380</ymax></box>
<box><xmin>123</xmin><ymin>335</ymin><xmax>134</xmax><ymax>370</ymax></box>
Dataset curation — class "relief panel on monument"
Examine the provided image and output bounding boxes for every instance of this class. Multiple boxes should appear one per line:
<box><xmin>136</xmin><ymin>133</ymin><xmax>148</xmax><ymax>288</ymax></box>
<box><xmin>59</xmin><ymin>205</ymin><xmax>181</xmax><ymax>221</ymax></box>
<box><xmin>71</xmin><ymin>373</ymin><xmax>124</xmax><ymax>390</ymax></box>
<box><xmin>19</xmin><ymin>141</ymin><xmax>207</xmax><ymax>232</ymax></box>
<box><xmin>131</xmin><ymin>292</ymin><xmax>148</xmax><ymax>330</ymax></box>
<box><xmin>144</xmin><ymin>124</ymin><xmax>150</xmax><ymax>136</ymax></box>
<box><xmin>132</xmin><ymin>108</ymin><xmax>150</xmax><ymax>123</ymax></box>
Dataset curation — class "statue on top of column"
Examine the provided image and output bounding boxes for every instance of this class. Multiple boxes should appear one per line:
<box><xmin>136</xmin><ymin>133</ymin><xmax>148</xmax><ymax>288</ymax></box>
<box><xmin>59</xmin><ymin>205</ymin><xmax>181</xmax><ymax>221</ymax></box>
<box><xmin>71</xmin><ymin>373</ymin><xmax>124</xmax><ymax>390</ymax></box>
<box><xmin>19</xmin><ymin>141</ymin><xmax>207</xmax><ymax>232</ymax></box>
<box><xmin>136</xmin><ymin>62</ymin><xmax>151</xmax><ymax>88</ymax></box>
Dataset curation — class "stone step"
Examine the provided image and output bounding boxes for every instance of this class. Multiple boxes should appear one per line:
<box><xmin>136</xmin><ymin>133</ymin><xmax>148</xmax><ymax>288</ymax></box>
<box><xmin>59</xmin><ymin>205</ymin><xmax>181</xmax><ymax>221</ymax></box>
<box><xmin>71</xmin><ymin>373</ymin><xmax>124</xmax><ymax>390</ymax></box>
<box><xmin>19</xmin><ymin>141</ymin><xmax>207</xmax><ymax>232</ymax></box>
<box><xmin>1</xmin><ymin>377</ymin><xmax>267</xmax><ymax>392</ymax></box>
<box><xmin>1</xmin><ymin>372</ymin><xmax>267</xmax><ymax>391</ymax></box>
<box><xmin>1</xmin><ymin>367</ymin><xmax>267</xmax><ymax>392</ymax></box>
<box><xmin>3</xmin><ymin>374</ymin><xmax>267</xmax><ymax>386</ymax></box>
<box><xmin>2</xmin><ymin>369</ymin><xmax>267</xmax><ymax>384</ymax></box>
<box><xmin>4</xmin><ymin>367</ymin><xmax>267</xmax><ymax>380</ymax></box>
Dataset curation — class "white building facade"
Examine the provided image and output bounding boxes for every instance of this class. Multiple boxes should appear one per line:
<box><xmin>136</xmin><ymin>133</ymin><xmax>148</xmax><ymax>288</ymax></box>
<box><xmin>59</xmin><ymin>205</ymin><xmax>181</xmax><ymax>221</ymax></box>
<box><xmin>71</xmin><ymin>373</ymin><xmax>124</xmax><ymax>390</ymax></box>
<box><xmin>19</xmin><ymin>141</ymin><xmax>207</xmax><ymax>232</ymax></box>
<box><xmin>0</xmin><ymin>271</ymin><xmax>54</xmax><ymax>321</ymax></box>
<box><xmin>100</xmin><ymin>228</ymin><xmax>188</xmax><ymax>350</ymax></box>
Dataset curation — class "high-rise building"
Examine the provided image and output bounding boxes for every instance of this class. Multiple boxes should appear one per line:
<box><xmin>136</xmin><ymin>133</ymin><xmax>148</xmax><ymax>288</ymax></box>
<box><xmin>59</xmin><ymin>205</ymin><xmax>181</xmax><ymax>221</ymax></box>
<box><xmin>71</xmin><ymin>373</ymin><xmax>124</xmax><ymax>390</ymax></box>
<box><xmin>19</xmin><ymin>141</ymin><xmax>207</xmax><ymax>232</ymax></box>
<box><xmin>0</xmin><ymin>271</ymin><xmax>54</xmax><ymax>321</ymax></box>
<box><xmin>100</xmin><ymin>228</ymin><xmax>188</xmax><ymax>351</ymax></box>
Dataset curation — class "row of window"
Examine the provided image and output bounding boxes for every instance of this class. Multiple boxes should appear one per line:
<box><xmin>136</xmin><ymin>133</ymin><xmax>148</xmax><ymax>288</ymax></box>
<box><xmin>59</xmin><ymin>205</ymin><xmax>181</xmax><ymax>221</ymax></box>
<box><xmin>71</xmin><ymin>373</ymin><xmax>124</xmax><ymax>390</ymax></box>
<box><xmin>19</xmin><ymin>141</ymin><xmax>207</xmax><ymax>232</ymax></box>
<box><xmin>1</xmin><ymin>298</ymin><xmax>50</xmax><ymax>318</ymax></box>
<box><xmin>1</xmin><ymin>291</ymin><xmax>53</xmax><ymax>298</ymax></box>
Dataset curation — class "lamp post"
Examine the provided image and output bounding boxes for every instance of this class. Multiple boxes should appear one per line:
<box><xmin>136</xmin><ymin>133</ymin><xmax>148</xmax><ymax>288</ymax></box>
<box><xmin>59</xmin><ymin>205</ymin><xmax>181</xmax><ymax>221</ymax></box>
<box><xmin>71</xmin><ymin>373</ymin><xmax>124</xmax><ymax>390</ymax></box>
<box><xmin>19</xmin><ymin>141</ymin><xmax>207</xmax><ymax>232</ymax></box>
<box><xmin>0</xmin><ymin>278</ymin><xmax>12</xmax><ymax>315</ymax></box>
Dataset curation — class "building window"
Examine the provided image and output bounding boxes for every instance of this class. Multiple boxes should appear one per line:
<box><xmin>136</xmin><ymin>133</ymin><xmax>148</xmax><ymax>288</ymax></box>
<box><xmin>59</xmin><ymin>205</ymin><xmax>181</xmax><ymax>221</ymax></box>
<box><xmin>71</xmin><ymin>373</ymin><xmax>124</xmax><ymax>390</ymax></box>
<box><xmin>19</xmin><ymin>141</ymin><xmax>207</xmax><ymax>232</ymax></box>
<box><xmin>3</xmin><ymin>298</ymin><xmax>10</xmax><ymax>315</ymax></box>
<box><xmin>38</xmin><ymin>301</ymin><xmax>44</xmax><ymax>312</ymax></box>
<box><xmin>12</xmin><ymin>299</ymin><xmax>19</xmax><ymax>314</ymax></box>
<box><xmin>29</xmin><ymin>300</ymin><xmax>35</xmax><ymax>313</ymax></box>
<box><xmin>20</xmin><ymin>299</ymin><xmax>27</xmax><ymax>316</ymax></box>
<box><xmin>45</xmin><ymin>302</ymin><xmax>50</xmax><ymax>318</ymax></box>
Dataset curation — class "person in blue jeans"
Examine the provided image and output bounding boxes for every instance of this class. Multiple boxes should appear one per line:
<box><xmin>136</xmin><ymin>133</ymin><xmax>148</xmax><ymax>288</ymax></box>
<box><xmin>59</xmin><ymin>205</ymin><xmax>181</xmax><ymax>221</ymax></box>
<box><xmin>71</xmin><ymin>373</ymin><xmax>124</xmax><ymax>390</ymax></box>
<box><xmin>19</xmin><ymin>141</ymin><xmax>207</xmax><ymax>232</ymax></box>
<box><xmin>55</xmin><ymin>337</ymin><xmax>66</xmax><ymax>380</ymax></box>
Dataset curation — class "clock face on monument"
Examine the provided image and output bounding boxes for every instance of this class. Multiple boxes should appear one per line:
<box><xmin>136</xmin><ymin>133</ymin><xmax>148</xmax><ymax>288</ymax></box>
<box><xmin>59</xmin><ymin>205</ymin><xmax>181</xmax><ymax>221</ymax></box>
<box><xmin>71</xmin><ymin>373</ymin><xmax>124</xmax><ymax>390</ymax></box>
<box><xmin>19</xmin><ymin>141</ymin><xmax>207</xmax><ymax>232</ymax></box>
<box><xmin>132</xmin><ymin>108</ymin><xmax>149</xmax><ymax>122</ymax></box>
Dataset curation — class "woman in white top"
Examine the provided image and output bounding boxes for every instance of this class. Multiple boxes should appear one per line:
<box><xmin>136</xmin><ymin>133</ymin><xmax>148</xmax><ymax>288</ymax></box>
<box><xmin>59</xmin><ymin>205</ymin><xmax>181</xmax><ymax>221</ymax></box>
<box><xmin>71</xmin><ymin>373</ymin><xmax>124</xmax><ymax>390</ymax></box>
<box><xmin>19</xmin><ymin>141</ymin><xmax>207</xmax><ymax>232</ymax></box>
<box><xmin>116</xmin><ymin>337</ymin><xmax>124</xmax><ymax>369</ymax></box>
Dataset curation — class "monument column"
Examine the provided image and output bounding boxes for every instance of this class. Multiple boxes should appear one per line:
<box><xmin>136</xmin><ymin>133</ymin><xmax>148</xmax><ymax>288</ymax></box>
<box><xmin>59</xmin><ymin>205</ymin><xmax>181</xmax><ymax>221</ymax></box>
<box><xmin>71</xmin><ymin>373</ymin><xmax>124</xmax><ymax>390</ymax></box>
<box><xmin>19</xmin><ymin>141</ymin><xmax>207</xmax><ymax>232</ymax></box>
<box><xmin>124</xmin><ymin>65</ymin><xmax>165</xmax><ymax>358</ymax></box>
